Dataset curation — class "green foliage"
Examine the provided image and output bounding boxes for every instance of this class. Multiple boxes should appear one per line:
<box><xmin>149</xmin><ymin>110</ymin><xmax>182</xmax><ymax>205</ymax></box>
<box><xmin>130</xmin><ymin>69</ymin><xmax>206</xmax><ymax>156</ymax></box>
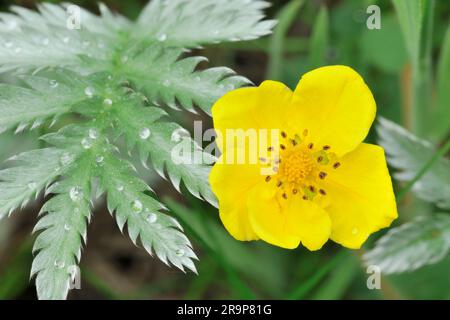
<box><xmin>364</xmin><ymin>214</ymin><xmax>450</xmax><ymax>274</ymax></box>
<box><xmin>308</xmin><ymin>6</ymin><xmax>329</xmax><ymax>69</ymax></box>
<box><xmin>364</xmin><ymin>118</ymin><xmax>450</xmax><ymax>274</ymax></box>
<box><xmin>0</xmin><ymin>0</ymin><xmax>274</xmax><ymax>299</ymax></box>
<box><xmin>378</xmin><ymin>118</ymin><xmax>450</xmax><ymax>209</ymax></box>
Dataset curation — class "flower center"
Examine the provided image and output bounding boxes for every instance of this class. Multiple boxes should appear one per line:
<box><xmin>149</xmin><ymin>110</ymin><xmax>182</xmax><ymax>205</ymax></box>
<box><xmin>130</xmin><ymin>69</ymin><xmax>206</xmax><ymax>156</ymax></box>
<box><xmin>282</xmin><ymin>152</ymin><xmax>313</xmax><ymax>184</ymax></box>
<box><xmin>262</xmin><ymin>129</ymin><xmax>342</xmax><ymax>201</ymax></box>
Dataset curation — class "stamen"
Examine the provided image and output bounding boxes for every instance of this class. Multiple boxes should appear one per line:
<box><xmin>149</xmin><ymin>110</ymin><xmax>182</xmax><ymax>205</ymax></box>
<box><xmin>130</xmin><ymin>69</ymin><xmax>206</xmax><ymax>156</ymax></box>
<box><xmin>292</xmin><ymin>189</ymin><xmax>298</xmax><ymax>194</ymax></box>
<box><xmin>290</xmin><ymin>139</ymin><xmax>297</xmax><ymax>146</ymax></box>
<box><xmin>323</xmin><ymin>145</ymin><xmax>330</xmax><ymax>150</ymax></box>
<box><xmin>282</xmin><ymin>193</ymin><xmax>287</xmax><ymax>199</ymax></box>
<box><xmin>280</xmin><ymin>144</ymin><xmax>286</xmax><ymax>150</ymax></box>
<box><xmin>277</xmin><ymin>181</ymin><xmax>283</xmax><ymax>187</ymax></box>
<box><xmin>308</xmin><ymin>143</ymin><xmax>314</xmax><ymax>149</ymax></box>
<box><xmin>309</xmin><ymin>185</ymin><xmax>316</xmax><ymax>193</ymax></box>
<box><xmin>281</xmin><ymin>131</ymin><xmax>287</xmax><ymax>138</ymax></box>
<box><xmin>265</xmin><ymin>176</ymin><xmax>271</xmax><ymax>182</ymax></box>
<box><xmin>259</xmin><ymin>157</ymin><xmax>266</xmax><ymax>162</ymax></box>
<box><xmin>267</xmin><ymin>146</ymin><xmax>274</xmax><ymax>152</ymax></box>
<box><xmin>302</xmin><ymin>195</ymin><xmax>308</xmax><ymax>200</ymax></box>
<box><xmin>319</xmin><ymin>189</ymin><xmax>327</xmax><ymax>195</ymax></box>
<box><xmin>275</xmin><ymin>158</ymin><xmax>281</xmax><ymax>164</ymax></box>
<box><xmin>333</xmin><ymin>162</ymin><xmax>341</xmax><ymax>169</ymax></box>
<box><xmin>317</xmin><ymin>156</ymin><xmax>323</xmax><ymax>163</ymax></box>
<box><xmin>303</xmin><ymin>129</ymin><xmax>308</xmax><ymax>136</ymax></box>
<box><xmin>319</xmin><ymin>172</ymin><xmax>327</xmax><ymax>179</ymax></box>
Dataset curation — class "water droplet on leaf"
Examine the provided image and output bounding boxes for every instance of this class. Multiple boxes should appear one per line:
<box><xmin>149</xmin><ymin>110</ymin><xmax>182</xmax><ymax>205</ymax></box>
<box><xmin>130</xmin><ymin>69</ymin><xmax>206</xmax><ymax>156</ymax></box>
<box><xmin>84</xmin><ymin>86</ymin><xmax>94</xmax><ymax>98</ymax></box>
<box><xmin>147</xmin><ymin>212</ymin><xmax>157</xmax><ymax>223</ymax></box>
<box><xmin>139</xmin><ymin>128</ymin><xmax>151</xmax><ymax>140</ymax></box>
<box><xmin>131</xmin><ymin>200</ymin><xmax>143</xmax><ymax>213</ymax></box>
<box><xmin>70</xmin><ymin>186</ymin><xmax>83</xmax><ymax>202</ymax></box>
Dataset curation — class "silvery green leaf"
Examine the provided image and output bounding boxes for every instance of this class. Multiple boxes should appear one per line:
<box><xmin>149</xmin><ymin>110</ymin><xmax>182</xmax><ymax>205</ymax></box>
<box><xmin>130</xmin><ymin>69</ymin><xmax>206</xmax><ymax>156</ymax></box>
<box><xmin>378</xmin><ymin>117</ymin><xmax>450</xmax><ymax>209</ymax></box>
<box><xmin>364</xmin><ymin>213</ymin><xmax>450</xmax><ymax>274</ymax></box>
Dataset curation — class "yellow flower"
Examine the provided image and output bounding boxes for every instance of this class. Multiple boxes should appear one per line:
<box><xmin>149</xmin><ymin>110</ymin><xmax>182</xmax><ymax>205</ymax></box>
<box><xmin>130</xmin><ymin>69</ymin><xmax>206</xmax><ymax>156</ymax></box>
<box><xmin>209</xmin><ymin>65</ymin><xmax>398</xmax><ymax>250</ymax></box>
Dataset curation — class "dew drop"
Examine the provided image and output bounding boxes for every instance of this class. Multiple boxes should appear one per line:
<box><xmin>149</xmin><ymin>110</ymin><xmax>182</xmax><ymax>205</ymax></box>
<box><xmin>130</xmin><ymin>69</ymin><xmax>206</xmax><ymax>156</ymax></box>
<box><xmin>121</xmin><ymin>55</ymin><xmax>129</xmax><ymax>63</ymax></box>
<box><xmin>60</xmin><ymin>152</ymin><xmax>73</xmax><ymax>166</ymax></box>
<box><xmin>54</xmin><ymin>260</ymin><xmax>65</xmax><ymax>269</ymax></box>
<box><xmin>81</xmin><ymin>138</ymin><xmax>93</xmax><ymax>149</ymax></box>
<box><xmin>95</xmin><ymin>155</ymin><xmax>104</xmax><ymax>166</ymax></box>
<box><xmin>117</xmin><ymin>185</ymin><xmax>124</xmax><ymax>192</ymax></box>
<box><xmin>131</xmin><ymin>200</ymin><xmax>143</xmax><ymax>213</ymax></box>
<box><xmin>88</xmin><ymin>128</ymin><xmax>99</xmax><ymax>139</ymax></box>
<box><xmin>84</xmin><ymin>86</ymin><xmax>94</xmax><ymax>98</ymax></box>
<box><xmin>163</xmin><ymin>79</ymin><xmax>170</xmax><ymax>87</ymax></box>
<box><xmin>157</xmin><ymin>34</ymin><xmax>167</xmax><ymax>42</ymax></box>
<box><xmin>171</xmin><ymin>128</ymin><xmax>190</xmax><ymax>143</ymax></box>
<box><xmin>175</xmin><ymin>249</ymin><xmax>185</xmax><ymax>257</ymax></box>
<box><xmin>27</xmin><ymin>182</ymin><xmax>37</xmax><ymax>189</ymax></box>
<box><xmin>69</xmin><ymin>186</ymin><xmax>83</xmax><ymax>202</ymax></box>
<box><xmin>62</xmin><ymin>37</ymin><xmax>70</xmax><ymax>43</ymax></box>
<box><xmin>139</xmin><ymin>127</ymin><xmax>151</xmax><ymax>140</ymax></box>
<box><xmin>194</xmin><ymin>76</ymin><xmax>201</xmax><ymax>82</ymax></box>
<box><xmin>103</xmin><ymin>98</ymin><xmax>113</xmax><ymax>107</ymax></box>
<box><xmin>49</xmin><ymin>79</ymin><xmax>59</xmax><ymax>88</ymax></box>
<box><xmin>4</xmin><ymin>41</ymin><xmax>13</xmax><ymax>48</ymax></box>
<box><xmin>147</xmin><ymin>212</ymin><xmax>158</xmax><ymax>223</ymax></box>
<box><xmin>64</xmin><ymin>223</ymin><xmax>71</xmax><ymax>231</ymax></box>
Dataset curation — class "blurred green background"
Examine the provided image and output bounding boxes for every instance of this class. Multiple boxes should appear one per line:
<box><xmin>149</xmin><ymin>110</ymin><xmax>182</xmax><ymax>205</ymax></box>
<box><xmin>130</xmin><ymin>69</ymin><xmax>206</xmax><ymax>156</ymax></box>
<box><xmin>0</xmin><ymin>0</ymin><xmax>449</xmax><ymax>300</ymax></box>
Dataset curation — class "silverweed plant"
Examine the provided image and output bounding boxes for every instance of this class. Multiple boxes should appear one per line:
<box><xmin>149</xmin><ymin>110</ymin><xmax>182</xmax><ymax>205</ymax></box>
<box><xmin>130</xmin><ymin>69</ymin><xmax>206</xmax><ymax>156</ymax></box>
<box><xmin>0</xmin><ymin>0</ymin><xmax>275</xmax><ymax>299</ymax></box>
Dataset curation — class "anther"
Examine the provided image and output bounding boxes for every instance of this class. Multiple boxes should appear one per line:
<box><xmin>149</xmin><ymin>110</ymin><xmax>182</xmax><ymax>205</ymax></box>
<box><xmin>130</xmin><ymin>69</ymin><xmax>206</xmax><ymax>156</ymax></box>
<box><xmin>280</xmin><ymin>144</ymin><xmax>286</xmax><ymax>150</ymax></box>
<box><xmin>317</xmin><ymin>156</ymin><xmax>323</xmax><ymax>163</ymax></box>
<box><xmin>319</xmin><ymin>172</ymin><xmax>327</xmax><ymax>179</ymax></box>
<box><xmin>323</xmin><ymin>145</ymin><xmax>330</xmax><ymax>150</ymax></box>
<box><xmin>319</xmin><ymin>189</ymin><xmax>327</xmax><ymax>195</ymax></box>
<box><xmin>277</xmin><ymin>181</ymin><xmax>283</xmax><ymax>187</ymax></box>
<box><xmin>282</xmin><ymin>193</ymin><xmax>287</xmax><ymax>199</ymax></box>
<box><xmin>308</xmin><ymin>143</ymin><xmax>314</xmax><ymax>149</ymax></box>
<box><xmin>265</xmin><ymin>176</ymin><xmax>271</xmax><ymax>182</ymax></box>
<box><xmin>302</xmin><ymin>195</ymin><xmax>308</xmax><ymax>200</ymax></box>
<box><xmin>267</xmin><ymin>146</ymin><xmax>274</xmax><ymax>152</ymax></box>
<box><xmin>333</xmin><ymin>162</ymin><xmax>341</xmax><ymax>169</ymax></box>
<box><xmin>281</xmin><ymin>131</ymin><xmax>287</xmax><ymax>138</ymax></box>
<box><xmin>291</xmin><ymin>139</ymin><xmax>297</xmax><ymax>146</ymax></box>
<box><xmin>293</xmin><ymin>189</ymin><xmax>298</xmax><ymax>194</ymax></box>
<box><xmin>309</xmin><ymin>185</ymin><xmax>316</xmax><ymax>193</ymax></box>
<box><xmin>303</xmin><ymin>129</ymin><xmax>308</xmax><ymax>136</ymax></box>
<box><xmin>259</xmin><ymin>157</ymin><xmax>266</xmax><ymax>162</ymax></box>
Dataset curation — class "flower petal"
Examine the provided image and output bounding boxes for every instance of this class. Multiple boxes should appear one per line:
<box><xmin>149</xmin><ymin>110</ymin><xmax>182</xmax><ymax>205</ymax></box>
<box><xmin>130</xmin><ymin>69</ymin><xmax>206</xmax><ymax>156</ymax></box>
<box><xmin>247</xmin><ymin>183</ymin><xmax>300</xmax><ymax>249</ymax></box>
<box><xmin>212</xmin><ymin>80</ymin><xmax>293</xmax><ymax>152</ymax></box>
<box><xmin>323</xmin><ymin>143</ymin><xmax>398</xmax><ymax>249</ymax></box>
<box><xmin>247</xmin><ymin>183</ymin><xmax>331</xmax><ymax>250</ymax></box>
<box><xmin>209</xmin><ymin>155</ymin><xmax>261</xmax><ymax>241</ymax></box>
<box><xmin>285</xmin><ymin>196</ymin><xmax>332</xmax><ymax>251</ymax></box>
<box><xmin>290</xmin><ymin>65</ymin><xmax>376</xmax><ymax>156</ymax></box>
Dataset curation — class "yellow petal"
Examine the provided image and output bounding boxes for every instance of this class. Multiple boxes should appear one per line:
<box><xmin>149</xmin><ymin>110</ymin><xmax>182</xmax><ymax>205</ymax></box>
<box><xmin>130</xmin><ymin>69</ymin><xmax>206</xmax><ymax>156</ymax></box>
<box><xmin>324</xmin><ymin>143</ymin><xmax>398</xmax><ymax>249</ymax></box>
<box><xmin>212</xmin><ymin>80</ymin><xmax>293</xmax><ymax>152</ymax></box>
<box><xmin>247</xmin><ymin>183</ymin><xmax>331</xmax><ymax>250</ymax></box>
<box><xmin>209</xmin><ymin>155</ymin><xmax>261</xmax><ymax>241</ymax></box>
<box><xmin>290</xmin><ymin>65</ymin><xmax>376</xmax><ymax>156</ymax></box>
<box><xmin>247</xmin><ymin>183</ymin><xmax>300</xmax><ymax>249</ymax></box>
<box><xmin>285</xmin><ymin>196</ymin><xmax>331</xmax><ymax>251</ymax></box>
